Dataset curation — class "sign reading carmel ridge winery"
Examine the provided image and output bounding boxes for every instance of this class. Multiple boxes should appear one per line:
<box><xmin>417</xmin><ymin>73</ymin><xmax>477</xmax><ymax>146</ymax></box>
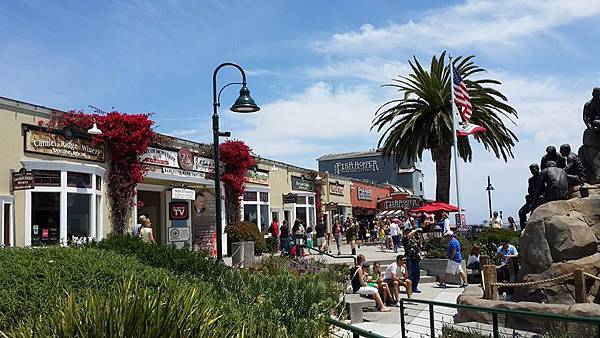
<box><xmin>25</xmin><ymin>129</ymin><xmax>105</xmax><ymax>162</ymax></box>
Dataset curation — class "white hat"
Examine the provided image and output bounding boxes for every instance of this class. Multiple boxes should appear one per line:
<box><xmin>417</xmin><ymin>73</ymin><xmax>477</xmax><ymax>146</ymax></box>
<box><xmin>444</xmin><ymin>230</ymin><xmax>454</xmax><ymax>237</ymax></box>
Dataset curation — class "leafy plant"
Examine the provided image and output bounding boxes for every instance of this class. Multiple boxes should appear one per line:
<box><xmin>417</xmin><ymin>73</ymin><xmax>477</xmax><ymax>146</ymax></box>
<box><xmin>13</xmin><ymin>278</ymin><xmax>229</xmax><ymax>338</ymax></box>
<box><xmin>220</xmin><ymin>140</ymin><xmax>255</xmax><ymax>226</ymax></box>
<box><xmin>225</xmin><ymin>221</ymin><xmax>267</xmax><ymax>255</ymax></box>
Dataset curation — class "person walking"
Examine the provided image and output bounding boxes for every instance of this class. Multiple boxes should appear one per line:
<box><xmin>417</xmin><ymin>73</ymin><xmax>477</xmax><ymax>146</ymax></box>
<box><xmin>389</xmin><ymin>218</ymin><xmax>401</xmax><ymax>253</ymax></box>
<box><xmin>333</xmin><ymin>220</ymin><xmax>343</xmax><ymax>255</ymax></box>
<box><xmin>405</xmin><ymin>229</ymin><xmax>423</xmax><ymax>293</ymax></box>
<box><xmin>280</xmin><ymin>220</ymin><xmax>290</xmax><ymax>255</ymax></box>
<box><xmin>441</xmin><ymin>212</ymin><xmax>452</xmax><ymax>233</ymax></box>
<box><xmin>140</xmin><ymin>218</ymin><xmax>155</xmax><ymax>244</ymax></box>
<box><xmin>346</xmin><ymin>220</ymin><xmax>358</xmax><ymax>255</ymax></box>
<box><xmin>315</xmin><ymin>220</ymin><xmax>327</xmax><ymax>253</ymax></box>
<box><xmin>437</xmin><ymin>230</ymin><xmax>468</xmax><ymax>288</ymax></box>
<box><xmin>268</xmin><ymin>218</ymin><xmax>280</xmax><ymax>252</ymax></box>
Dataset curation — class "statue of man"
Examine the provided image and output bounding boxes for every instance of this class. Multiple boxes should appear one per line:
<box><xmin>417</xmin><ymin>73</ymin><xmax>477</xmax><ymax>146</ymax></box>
<box><xmin>537</xmin><ymin>161</ymin><xmax>568</xmax><ymax>203</ymax></box>
<box><xmin>540</xmin><ymin>145</ymin><xmax>566</xmax><ymax>170</ymax></box>
<box><xmin>559</xmin><ymin>143</ymin><xmax>584</xmax><ymax>186</ymax></box>
<box><xmin>583</xmin><ymin>87</ymin><xmax>600</xmax><ymax>133</ymax></box>
<box><xmin>518</xmin><ymin>163</ymin><xmax>541</xmax><ymax>227</ymax></box>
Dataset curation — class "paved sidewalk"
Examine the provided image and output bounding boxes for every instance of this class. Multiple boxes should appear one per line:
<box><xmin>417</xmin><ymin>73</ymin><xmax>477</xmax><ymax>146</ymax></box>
<box><xmin>304</xmin><ymin>241</ymin><xmax>405</xmax><ymax>265</ymax></box>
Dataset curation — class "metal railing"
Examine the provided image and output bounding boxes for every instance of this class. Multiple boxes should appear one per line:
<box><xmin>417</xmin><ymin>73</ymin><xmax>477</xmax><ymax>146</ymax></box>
<box><xmin>326</xmin><ymin>317</ymin><xmax>386</xmax><ymax>338</ymax></box>
<box><xmin>399</xmin><ymin>298</ymin><xmax>600</xmax><ymax>338</ymax></box>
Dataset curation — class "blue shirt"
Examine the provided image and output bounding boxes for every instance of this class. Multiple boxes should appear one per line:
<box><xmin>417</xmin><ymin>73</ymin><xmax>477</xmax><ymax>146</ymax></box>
<box><xmin>448</xmin><ymin>237</ymin><xmax>462</xmax><ymax>263</ymax></box>
<box><xmin>497</xmin><ymin>244</ymin><xmax>518</xmax><ymax>265</ymax></box>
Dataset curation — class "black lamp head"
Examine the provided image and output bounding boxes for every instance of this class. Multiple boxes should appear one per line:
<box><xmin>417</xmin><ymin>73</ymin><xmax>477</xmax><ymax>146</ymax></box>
<box><xmin>230</xmin><ymin>85</ymin><xmax>260</xmax><ymax>113</ymax></box>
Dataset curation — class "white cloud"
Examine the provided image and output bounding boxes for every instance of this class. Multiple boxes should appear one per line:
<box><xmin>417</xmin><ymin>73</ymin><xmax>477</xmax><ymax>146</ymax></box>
<box><xmin>305</xmin><ymin>58</ymin><xmax>410</xmax><ymax>84</ymax></box>
<box><xmin>314</xmin><ymin>0</ymin><xmax>600</xmax><ymax>54</ymax></box>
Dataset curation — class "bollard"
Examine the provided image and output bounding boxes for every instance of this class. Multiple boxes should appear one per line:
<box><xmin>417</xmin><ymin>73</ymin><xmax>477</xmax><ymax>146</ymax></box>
<box><xmin>574</xmin><ymin>269</ymin><xmax>586</xmax><ymax>303</ymax></box>
<box><xmin>483</xmin><ymin>265</ymin><xmax>498</xmax><ymax>300</ymax></box>
<box><xmin>480</xmin><ymin>255</ymin><xmax>490</xmax><ymax>267</ymax></box>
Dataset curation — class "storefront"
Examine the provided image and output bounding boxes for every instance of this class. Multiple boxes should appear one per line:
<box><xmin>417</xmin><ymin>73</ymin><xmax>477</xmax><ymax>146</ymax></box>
<box><xmin>135</xmin><ymin>138</ymin><xmax>223</xmax><ymax>253</ymax></box>
<box><xmin>350</xmin><ymin>181</ymin><xmax>390</xmax><ymax>219</ymax></box>
<box><xmin>0</xmin><ymin>96</ymin><xmax>112</xmax><ymax>247</ymax></box>
<box><xmin>322</xmin><ymin>174</ymin><xmax>352</xmax><ymax>232</ymax></box>
<box><xmin>242</xmin><ymin>170</ymin><xmax>270</xmax><ymax>232</ymax></box>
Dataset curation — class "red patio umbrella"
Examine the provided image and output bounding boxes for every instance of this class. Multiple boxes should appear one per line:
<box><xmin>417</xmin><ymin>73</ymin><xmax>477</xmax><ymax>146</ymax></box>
<box><xmin>411</xmin><ymin>202</ymin><xmax>462</xmax><ymax>213</ymax></box>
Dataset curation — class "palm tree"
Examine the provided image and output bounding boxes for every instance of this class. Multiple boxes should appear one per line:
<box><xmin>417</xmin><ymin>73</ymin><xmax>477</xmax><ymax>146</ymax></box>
<box><xmin>372</xmin><ymin>52</ymin><xmax>518</xmax><ymax>203</ymax></box>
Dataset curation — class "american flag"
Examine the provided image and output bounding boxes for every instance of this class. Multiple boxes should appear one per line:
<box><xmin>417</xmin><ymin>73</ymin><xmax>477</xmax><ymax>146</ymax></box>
<box><xmin>452</xmin><ymin>66</ymin><xmax>472</xmax><ymax>121</ymax></box>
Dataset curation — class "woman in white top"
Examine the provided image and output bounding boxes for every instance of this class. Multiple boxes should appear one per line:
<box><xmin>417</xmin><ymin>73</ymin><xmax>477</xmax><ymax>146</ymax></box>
<box><xmin>140</xmin><ymin>218</ymin><xmax>155</xmax><ymax>244</ymax></box>
<box><xmin>467</xmin><ymin>245</ymin><xmax>481</xmax><ymax>270</ymax></box>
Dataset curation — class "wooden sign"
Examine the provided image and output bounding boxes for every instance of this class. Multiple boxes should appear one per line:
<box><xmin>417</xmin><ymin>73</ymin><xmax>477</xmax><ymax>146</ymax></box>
<box><xmin>24</xmin><ymin>128</ymin><xmax>105</xmax><ymax>162</ymax></box>
<box><xmin>12</xmin><ymin>169</ymin><xmax>34</xmax><ymax>190</ymax></box>
<box><xmin>283</xmin><ymin>193</ymin><xmax>297</xmax><ymax>204</ymax></box>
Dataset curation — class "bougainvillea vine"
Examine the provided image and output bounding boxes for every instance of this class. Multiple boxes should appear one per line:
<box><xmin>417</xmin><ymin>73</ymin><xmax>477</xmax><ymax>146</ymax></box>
<box><xmin>219</xmin><ymin>140</ymin><xmax>255</xmax><ymax>226</ymax></box>
<box><xmin>47</xmin><ymin>110</ymin><xmax>155</xmax><ymax>234</ymax></box>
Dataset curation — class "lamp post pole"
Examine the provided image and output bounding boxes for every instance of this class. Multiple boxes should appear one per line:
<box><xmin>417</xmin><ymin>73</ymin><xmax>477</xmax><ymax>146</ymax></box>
<box><xmin>212</xmin><ymin>63</ymin><xmax>259</xmax><ymax>262</ymax></box>
<box><xmin>486</xmin><ymin>175</ymin><xmax>494</xmax><ymax>220</ymax></box>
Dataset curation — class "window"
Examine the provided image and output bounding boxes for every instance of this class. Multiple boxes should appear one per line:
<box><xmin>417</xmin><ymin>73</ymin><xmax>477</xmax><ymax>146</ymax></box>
<box><xmin>271</xmin><ymin>210</ymin><xmax>279</xmax><ymax>223</ymax></box>
<box><xmin>260</xmin><ymin>192</ymin><xmax>269</xmax><ymax>202</ymax></box>
<box><xmin>296</xmin><ymin>207</ymin><xmax>307</xmax><ymax>224</ymax></box>
<box><xmin>260</xmin><ymin>205</ymin><xmax>269</xmax><ymax>232</ymax></box>
<box><xmin>243</xmin><ymin>204</ymin><xmax>258</xmax><ymax>225</ymax></box>
<box><xmin>67</xmin><ymin>193</ymin><xmax>90</xmax><ymax>240</ymax></box>
<box><xmin>308</xmin><ymin>196</ymin><xmax>315</xmax><ymax>205</ymax></box>
<box><xmin>33</xmin><ymin>170</ymin><xmax>60</xmax><ymax>187</ymax></box>
<box><xmin>31</xmin><ymin>192</ymin><xmax>60</xmax><ymax>246</ymax></box>
<box><xmin>296</xmin><ymin>196</ymin><xmax>306</xmax><ymax>204</ymax></box>
<box><xmin>67</xmin><ymin>172</ymin><xmax>91</xmax><ymax>188</ymax></box>
<box><xmin>96</xmin><ymin>175</ymin><xmax>102</xmax><ymax>191</ymax></box>
<box><xmin>243</xmin><ymin>191</ymin><xmax>257</xmax><ymax>201</ymax></box>
<box><xmin>308</xmin><ymin>207</ymin><xmax>315</xmax><ymax>227</ymax></box>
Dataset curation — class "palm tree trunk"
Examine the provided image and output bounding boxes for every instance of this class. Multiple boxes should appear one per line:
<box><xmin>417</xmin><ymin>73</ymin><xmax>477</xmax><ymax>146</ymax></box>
<box><xmin>434</xmin><ymin>145</ymin><xmax>452</xmax><ymax>203</ymax></box>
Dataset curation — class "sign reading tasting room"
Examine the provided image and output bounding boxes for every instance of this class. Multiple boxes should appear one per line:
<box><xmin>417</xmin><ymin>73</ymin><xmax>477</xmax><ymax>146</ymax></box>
<box><xmin>25</xmin><ymin>129</ymin><xmax>105</xmax><ymax>162</ymax></box>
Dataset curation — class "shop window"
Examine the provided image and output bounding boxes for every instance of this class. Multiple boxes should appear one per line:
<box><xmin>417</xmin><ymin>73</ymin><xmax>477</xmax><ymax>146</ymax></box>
<box><xmin>243</xmin><ymin>204</ymin><xmax>258</xmax><ymax>225</ymax></box>
<box><xmin>309</xmin><ymin>207</ymin><xmax>315</xmax><ymax>226</ymax></box>
<box><xmin>67</xmin><ymin>193</ymin><xmax>90</xmax><ymax>240</ymax></box>
<box><xmin>271</xmin><ymin>210</ymin><xmax>279</xmax><ymax>222</ymax></box>
<box><xmin>31</xmin><ymin>192</ymin><xmax>60</xmax><ymax>246</ymax></box>
<box><xmin>296</xmin><ymin>207</ymin><xmax>307</xmax><ymax>225</ymax></box>
<box><xmin>67</xmin><ymin>172</ymin><xmax>91</xmax><ymax>188</ymax></box>
<box><xmin>308</xmin><ymin>196</ymin><xmax>315</xmax><ymax>205</ymax></box>
<box><xmin>296</xmin><ymin>196</ymin><xmax>306</xmax><ymax>204</ymax></box>
<box><xmin>259</xmin><ymin>192</ymin><xmax>269</xmax><ymax>202</ymax></box>
<box><xmin>96</xmin><ymin>175</ymin><xmax>102</xmax><ymax>191</ymax></box>
<box><xmin>243</xmin><ymin>191</ymin><xmax>257</xmax><ymax>201</ymax></box>
<box><xmin>260</xmin><ymin>205</ymin><xmax>269</xmax><ymax>232</ymax></box>
<box><xmin>284</xmin><ymin>210</ymin><xmax>291</xmax><ymax>223</ymax></box>
<box><xmin>33</xmin><ymin>170</ymin><xmax>60</xmax><ymax>187</ymax></box>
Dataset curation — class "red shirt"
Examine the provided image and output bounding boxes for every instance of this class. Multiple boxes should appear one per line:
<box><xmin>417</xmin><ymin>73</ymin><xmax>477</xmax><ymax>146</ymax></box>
<box><xmin>270</xmin><ymin>221</ymin><xmax>280</xmax><ymax>237</ymax></box>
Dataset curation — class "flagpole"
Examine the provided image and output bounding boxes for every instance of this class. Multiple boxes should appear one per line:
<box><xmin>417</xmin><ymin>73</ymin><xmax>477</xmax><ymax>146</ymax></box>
<box><xmin>449</xmin><ymin>55</ymin><xmax>463</xmax><ymax>227</ymax></box>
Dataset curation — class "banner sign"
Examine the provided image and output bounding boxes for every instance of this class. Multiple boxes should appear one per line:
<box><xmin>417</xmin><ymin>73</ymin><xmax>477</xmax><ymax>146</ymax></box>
<box><xmin>140</xmin><ymin>147</ymin><xmax>178</xmax><ymax>168</ymax></box>
<box><xmin>245</xmin><ymin>171</ymin><xmax>269</xmax><ymax>185</ymax></box>
<box><xmin>12</xmin><ymin>169</ymin><xmax>34</xmax><ymax>190</ymax></box>
<box><xmin>24</xmin><ymin>129</ymin><xmax>105</xmax><ymax>162</ymax></box>
<box><xmin>141</xmin><ymin>147</ymin><xmax>215</xmax><ymax>174</ymax></box>
<box><xmin>172</xmin><ymin>188</ymin><xmax>196</xmax><ymax>200</ymax></box>
<box><xmin>329</xmin><ymin>183</ymin><xmax>344</xmax><ymax>195</ymax></box>
<box><xmin>162</xmin><ymin>167</ymin><xmax>206</xmax><ymax>179</ymax></box>
<box><xmin>357</xmin><ymin>187</ymin><xmax>372</xmax><ymax>201</ymax></box>
<box><xmin>380</xmin><ymin>197</ymin><xmax>422</xmax><ymax>210</ymax></box>
<box><xmin>291</xmin><ymin>176</ymin><xmax>314</xmax><ymax>192</ymax></box>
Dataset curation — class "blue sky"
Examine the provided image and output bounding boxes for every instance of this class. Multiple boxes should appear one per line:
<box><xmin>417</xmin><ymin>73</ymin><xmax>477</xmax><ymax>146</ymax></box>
<box><xmin>2</xmin><ymin>0</ymin><xmax>600</xmax><ymax>224</ymax></box>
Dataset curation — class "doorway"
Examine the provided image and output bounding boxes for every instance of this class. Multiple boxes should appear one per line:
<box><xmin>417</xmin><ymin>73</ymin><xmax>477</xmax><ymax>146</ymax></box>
<box><xmin>137</xmin><ymin>191</ymin><xmax>162</xmax><ymax>244</ymax></box>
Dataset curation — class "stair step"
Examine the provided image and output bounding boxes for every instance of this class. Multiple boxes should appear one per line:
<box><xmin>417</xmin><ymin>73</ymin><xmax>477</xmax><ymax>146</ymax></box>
<box><xmin>419</xmin><ymin>276</ymin><xmax>437</xmax><ymax>284</ymax></box>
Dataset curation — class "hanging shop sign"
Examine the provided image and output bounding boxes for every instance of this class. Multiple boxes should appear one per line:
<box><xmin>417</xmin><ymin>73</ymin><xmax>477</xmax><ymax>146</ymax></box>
<box><xmin>245</xmin><ymin>170</ymin><xmax>269</xmax><ymax>186</ymax></box>
<box><xmin>380</xmin><ymin>197</ymin><xmax>422</xmax><ymax>210</ymax></box>
<box><xmin>169</xmin><ymin>201</ymin><xmax>189</xmax><ymax>220</ymax></box>
<box><xmin>168</xmin><ymin>227</ymin><xmax>191</xmax><ymax>241</ymax></box>
<box><xmin>291</xmin><ymin>176</ymin><xmax>314</xmax><ymax>192</ymax></box>
<box><xmin>326</xmin><ymin>202</ymin><xmax>339</xmax><ymax>211</ymax></box>
<box><xmin>329</xmin><ymin>182</ymin><xmax>344</xmax><ymax>196</ymax></box>
<box><xmin>11</xmin><ymin>169</ymin><xmax>34</xmax><ymax>191</ymax></box>
<box><xmin>178</xmin><ymin>147</ymin><xmax>194</xmax><ymax>170</ymax></box>
<box><xmin>172</xmin><ymin>188</ymin><xmax>196</xmax><ymax>200</ymax></box>
<box><xmin>283</xmin><ymin>193</ymin><xmax>297</xmax><ymax>204</ymax></box>
<box><xmin>357</xmin><ymin>187</ymin><xmax>372</xmax><ymax>201</ymax></box>
<box><xmin>24</xmin><ymin>128</ymin><xmax>105</xmax><ymax>162</ymax></box>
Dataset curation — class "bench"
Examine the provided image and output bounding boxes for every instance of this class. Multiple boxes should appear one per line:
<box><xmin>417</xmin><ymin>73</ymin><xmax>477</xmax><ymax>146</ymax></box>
<box><xmin>345</xmin><ymin>294</ymin><xmax>376</xmax><ymax>324</ymax></box>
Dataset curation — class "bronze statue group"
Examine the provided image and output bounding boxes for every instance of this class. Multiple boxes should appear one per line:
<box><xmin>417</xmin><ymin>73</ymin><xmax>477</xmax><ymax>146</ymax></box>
<box><xmin>519</xmin><ymin>88</ymin><xmax>600</xmax><ymax>227</ymax></box>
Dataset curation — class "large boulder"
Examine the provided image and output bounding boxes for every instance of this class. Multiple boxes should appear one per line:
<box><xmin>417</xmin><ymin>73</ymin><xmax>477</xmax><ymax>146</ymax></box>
<box><xmin>545</xmin><ymin>215</ymin><xmax>597</xmax><ymax>262</ymax></box>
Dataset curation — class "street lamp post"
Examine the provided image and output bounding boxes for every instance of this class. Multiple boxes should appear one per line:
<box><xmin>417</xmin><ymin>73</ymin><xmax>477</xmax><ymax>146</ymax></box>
<box><xmin>212</xmin><ymin>62</ymin><xmax>260</xmax><ymax>262</ymax></box>
<box><xmin>485</xmin><ymin>175</ymin><xmax>494</xmax><ymax>219</ymax></box>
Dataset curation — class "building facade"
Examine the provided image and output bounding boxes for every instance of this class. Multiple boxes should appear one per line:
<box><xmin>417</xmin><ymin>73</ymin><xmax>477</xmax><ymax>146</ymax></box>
<box><xmin>317</xmin><ymin>150</ymin><xmax>424</xmax><ymax>197</ymax></box>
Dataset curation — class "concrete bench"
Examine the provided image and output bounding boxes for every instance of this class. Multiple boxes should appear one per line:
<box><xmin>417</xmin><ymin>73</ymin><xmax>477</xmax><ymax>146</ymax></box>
<box><xmin>345</xmin><ymin>294</ymin><xmax>376</xmax><ymax>324</ymax></box>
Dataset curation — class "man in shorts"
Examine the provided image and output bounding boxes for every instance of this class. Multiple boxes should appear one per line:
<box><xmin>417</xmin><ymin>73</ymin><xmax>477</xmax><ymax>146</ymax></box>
<box><xmin>437</xmin><ymin>230</ymin><xmax>468</xmax><ymax>288</ymax></box>
<box><xmin>383</xmin><ymin>254</ymin><xmax>413</xmax><ymax>305</ymax></box>
<box><xmin>315</xmin><ymin>220</ymin><xmax>327</xmax><ymax>253</ymax></box>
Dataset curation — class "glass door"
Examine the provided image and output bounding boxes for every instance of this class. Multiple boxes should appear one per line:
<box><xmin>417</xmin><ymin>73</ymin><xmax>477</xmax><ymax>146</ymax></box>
<box><xmin>31</xmin><ymin>192</ymin><xmax>60</xmax><ymax>246</ymax></box>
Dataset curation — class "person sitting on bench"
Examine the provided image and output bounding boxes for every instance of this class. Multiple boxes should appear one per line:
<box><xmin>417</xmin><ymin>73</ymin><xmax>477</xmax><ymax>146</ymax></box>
<box><xmin>350</xmin><ymin>254</ymin><xmax>391</xmax><ymax>312</ymax></box>
<box><xmin>383</xmin><ymin>254</ymin><xmax>413</xmax><ymax>305</ymax></box>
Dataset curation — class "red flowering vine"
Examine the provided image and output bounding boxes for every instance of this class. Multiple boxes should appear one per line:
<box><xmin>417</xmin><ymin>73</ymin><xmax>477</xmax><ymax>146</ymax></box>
<box><xmin>47</xmin><ymin>110</ymin><xmax>155</xmax><ymax>234</ymax></box>
<box><xmin>219</xmin><ymin>140</ymin><xmax>255</xmax><ymax>226</ymax></box>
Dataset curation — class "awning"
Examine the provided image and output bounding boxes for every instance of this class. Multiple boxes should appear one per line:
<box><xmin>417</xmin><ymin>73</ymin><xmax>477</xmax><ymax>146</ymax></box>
<box><xmin>411</xmin><ymin>202</ymin><xmax>463</xmax><ymax>213</ymax></box>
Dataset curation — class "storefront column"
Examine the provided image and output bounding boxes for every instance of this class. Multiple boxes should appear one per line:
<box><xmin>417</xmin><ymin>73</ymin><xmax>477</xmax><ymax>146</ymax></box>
<box><xmin>90</xmin><ymin>174</ymin><xmax>97</xmax><ymax>239</ymax></box>
<box><xmin>59</xmin><ymin>171</ymin><xmax>68</xmax><ymax>246</ymax></box>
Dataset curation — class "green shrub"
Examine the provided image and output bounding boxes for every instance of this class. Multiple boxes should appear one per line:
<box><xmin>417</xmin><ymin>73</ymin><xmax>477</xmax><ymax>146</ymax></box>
<box><xmin>0</xmin><ymin>246</ymin><xmax>177</xmax><ymax>332</ymax></box>
<box><xmin>13</xmin><ymin>277</ymin><xmax>229</xmax><ymax>338</ymax></box>
<box><xmin>424</xmin><ymin>228</ymin><xmax>520</xmax><ymax>260</ymax></box>
<box><xmin>225</xmin><ymin>221</ymin><xmax>267</xmax><ymax>255</ymax></box>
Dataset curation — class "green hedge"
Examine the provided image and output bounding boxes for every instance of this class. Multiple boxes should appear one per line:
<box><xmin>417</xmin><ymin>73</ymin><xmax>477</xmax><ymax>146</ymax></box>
<box><xmin>0</xmin><ymin>246</ymin><xmax>176</xmax><ymax>331</ymax></box>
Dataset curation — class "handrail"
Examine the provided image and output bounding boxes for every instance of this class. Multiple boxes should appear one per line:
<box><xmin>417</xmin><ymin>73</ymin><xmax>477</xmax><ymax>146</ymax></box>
<box><xmin>325</xmin><ymin>317</ymin><xmax>386</xmax><ymax>338</ymax></box>
<box><xmin>400</xmin><ymin>298</ymin><xmax>600</xmax><ymax>325</ymax></box>
<box><xmin>301</xmin><ymin>245</ymin><xmax>357</xmax><ymax>265</ymax></box>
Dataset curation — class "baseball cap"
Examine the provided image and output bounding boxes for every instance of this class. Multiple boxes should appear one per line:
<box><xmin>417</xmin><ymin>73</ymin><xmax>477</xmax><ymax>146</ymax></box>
<box><xmin>444</xmin><ymin>230</ymin><xmax>454</xmax><ymax>237</ymax></box>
